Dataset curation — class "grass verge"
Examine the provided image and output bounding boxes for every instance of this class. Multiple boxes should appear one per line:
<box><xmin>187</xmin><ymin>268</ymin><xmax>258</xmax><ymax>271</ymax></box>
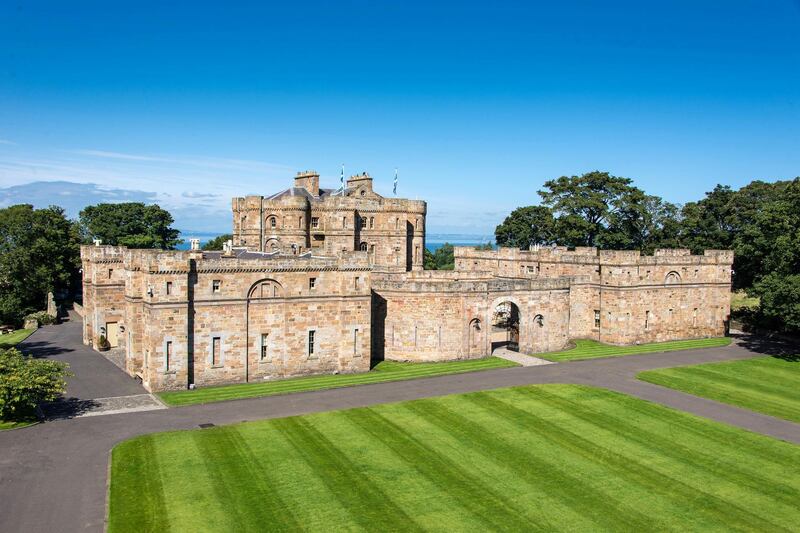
<box><xmin>0</xmin><ymin>419</ymin><xmax>38</xmax><ymax>431</ymax></box>
<box><xmin>0</xmin><ymin>328</ymin><xmax>35</xmax><ymax>350</ymax></box>
<box><xmin>110</xmin><ymin>384</ymin><xmax>800</xmax><ymax>532</ymax></box>
<box><xmin>540</xmin><ymin>337</ymin><xmax>731</xmax><ymax>362</ymax></box>
<box><xmin>158</xmin><ymin>357</ymin><xmax>517</xmax><ymax>407</ymax></box>
<box><xmin>638</xmin><ymin>355</ymin><xmax>800</xmax><ymax>423</ymax></box>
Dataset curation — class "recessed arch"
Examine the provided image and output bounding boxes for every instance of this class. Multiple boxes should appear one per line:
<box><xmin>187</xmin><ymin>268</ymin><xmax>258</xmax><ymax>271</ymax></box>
<box><xmin>247</xmin><ymin>278</ymin><xmax>285</xmax><ymax>299</ymax></box>
<box><xmin>665</xmin><ymin>271</ymin><xmax>682</xmax><ymax>284</ymax></box>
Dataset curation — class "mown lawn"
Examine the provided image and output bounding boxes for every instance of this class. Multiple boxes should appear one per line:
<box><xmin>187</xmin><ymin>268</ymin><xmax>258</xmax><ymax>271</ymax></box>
<box><xmin>639</xmin><ymin>356</ymin><xmax>800</xmax><ymax>423</ymax></box>
<box><xmin>110</xmin><ymin>384</ymin><xmax>800</xmax><ymax>532</ymax></box>
<box><xmin>0</xmin><ymin>328</ymin><xmax>34</xmax><ymax>350</ymax></box>
<box><xmin>159</xmin><ymin>357</ymin><xmax>517</xmax><ymax>407</ymax></box>
<box><xmin>0</xmin><ymin>419</ymin><xmax>37</xmax><ymax>431</ymax></box>
<box><xmin>541</xmin><ymin>337</ymin><xmax>731</xmax><ymax>362</ymax></box>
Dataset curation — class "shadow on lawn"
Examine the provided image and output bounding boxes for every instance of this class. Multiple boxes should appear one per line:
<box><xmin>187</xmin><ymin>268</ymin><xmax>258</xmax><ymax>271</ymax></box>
<box><xmin>733</xmin><ymin>333</ymin><xmax>800</xmax><ymax>362</ymax></box>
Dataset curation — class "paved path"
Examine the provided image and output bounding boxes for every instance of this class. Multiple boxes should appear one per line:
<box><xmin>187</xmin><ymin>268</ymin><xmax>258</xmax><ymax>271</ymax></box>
<box><xmin>1</xmin><ymin>321</ymin><xmax>798</xmax><ymax>532</ymax></box>
<box><xmin>493</xmin><ymin>346</ymin><xmax>555</xmax><ymax>366</ymax></box>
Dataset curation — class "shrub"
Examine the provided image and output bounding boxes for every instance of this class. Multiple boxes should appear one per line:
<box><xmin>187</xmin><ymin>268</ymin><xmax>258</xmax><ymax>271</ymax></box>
<box><xmin>0</xmin><ymin>348</ymin><xmax>71</xmax><ymax>420</ymax></box>
<box><xmin>23</xmin><ymin>311</ymin><xmax>56</xmax><ymax>327</ymax></box>
<box><xmin>97</xmin><ymin>335</ymin><xmax>111</xmax><ymax>350</ymax></box>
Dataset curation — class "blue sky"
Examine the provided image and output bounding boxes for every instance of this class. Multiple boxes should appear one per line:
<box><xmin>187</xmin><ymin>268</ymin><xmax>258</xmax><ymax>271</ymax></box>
<box><xmin>1</xmin><ymin>1</ymin><xmax>799</xmax><ymax>234</ymax></box>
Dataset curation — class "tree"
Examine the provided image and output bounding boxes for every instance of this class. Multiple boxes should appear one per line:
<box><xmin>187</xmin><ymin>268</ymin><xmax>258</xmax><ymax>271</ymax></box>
<box><xmin>602</xmin><ymin>191</ymin><xmax>681</xmax><ymax>254</ymax></box>
<box><xmin>0</xmin><ymin>205</ymin><xmax>81</xmax><ymax>326</ymax></box>
<box><xmin>0</xmin><ymin>348</ymin><xmax>71</xmax><ymax>420</ymax></box>
<box><xmin>495</xmin><ymin>206</ymin><xmax>555</xmax><ymax>249</ymax></box>
<box><xmin>79</xmin><ymin>203</ymin><xmax>181</xmax><ymax>249</ymax></box>
<box><xmin>539</xmin><ymin>171</ymin><xmax>639</xmax><ymax>247</ymax></box>
<box><xmin>424</xmin><ymin>243</ymin><xmax>455</xmax><ymax>270</ymax></box>
<box><xmin>202</xmin><ymin>234</ymin><xmax>233</xmax><ymax>251</ymax></box>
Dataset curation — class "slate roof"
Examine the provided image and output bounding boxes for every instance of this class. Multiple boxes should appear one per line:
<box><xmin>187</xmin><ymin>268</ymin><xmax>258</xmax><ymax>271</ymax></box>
<box><xmin>266</xmin><ymin>187</ymin><xmax>351</xmax><ymax>201</ymax></box>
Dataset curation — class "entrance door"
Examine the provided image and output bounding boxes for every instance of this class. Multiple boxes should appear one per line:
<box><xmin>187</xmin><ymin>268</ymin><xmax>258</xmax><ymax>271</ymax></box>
<box><xmin>106</xmin><ymin>322</ymin><xmax>120</xmax><ymax>347</ymax></box>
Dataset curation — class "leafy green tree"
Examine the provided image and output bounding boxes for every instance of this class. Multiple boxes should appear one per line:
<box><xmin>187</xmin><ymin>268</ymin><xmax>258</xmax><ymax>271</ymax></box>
<box><xmin>0</xmin><ymin>348</ymin><xmax>71</xmax><ymax>420</ymax></box>
<box><xmin>539</xmin><ymin>171</ymin><xmax>639</xmax><ymax>247</ymax></box>
<box><xmin>424</xmin><ymin>243</ymin><xmax>455</xmax><ymax>270</ymax></box>
<box><xmin>474</xmin><ymin>243</ymin><xmax>494</xmax><ymax>250</ymax></box>
<box><xmin>495</xmin><ymin>206</ymin><xmax>555</xmax><ymax>249</ymax></box>
<box><xmin>0</xmin><ymin>205</ymin><xmax>81</xmax><ymax>325</ymax></box>
<box><xmin>79</xmin><ymin>203</ymin><xmax>181</xmax><ymax>249</ymax></box>
<box><xmin>201</xmin><ymin>234</ymin><xmax>233</xmax><ymax>251</ymax></box>
<box><xmin>602</xmin><ymin>191</ymin><xmax>681</xmax><ymax>254</ymax></box>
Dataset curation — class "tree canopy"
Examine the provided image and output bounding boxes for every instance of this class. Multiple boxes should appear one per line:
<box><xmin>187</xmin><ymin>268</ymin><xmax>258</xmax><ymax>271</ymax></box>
<box><xmin>79</xmin><ymin>203</ymin><xmax>181</xmax><ymax>249</ymax></box>
<box><xmin>424</xmin><ymin>243</ymin><xmax>455</xmax><ymax>270</ymax></box>
<box><xmin>201</xmin><ymin>234</ymin><xmax>233</xmax><ymax>251</ymax></box>
<box><xmin>0</xmin><ymin>205</ymin><xmax>81</xmax><ymax>325</ymax></box>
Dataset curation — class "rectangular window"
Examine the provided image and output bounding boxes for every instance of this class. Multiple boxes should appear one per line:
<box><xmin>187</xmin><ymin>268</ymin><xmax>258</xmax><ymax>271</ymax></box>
<box><xmin>369</xmin><ymin>217</ymin><xmax>374</xmax><ymax>229</ymax></box>
<box><xmin>212</xmin><ymin>336</ymin><xmax>221</xmax><ymax>366</ymax></box>
<box><xmin>309</xmin><ymin>277</ymin><xmax>316</xmax><ymax>289</ymax></box>
<box><xmin>212</xmin><ymin>280</ymin><xmax>221</xmax><ymax>293</ymax></box>
<box><xmin>108</xmin><ymin>268</ymin><xmax>113</xmax><ymax>279</ymax></box>
<box><xmin>353</xmin><ymin>328</ymin><xmax>359</xmax><ymax>356</ymax></box>
<box><xmin>342</xmin><ymin>216</ymin><xmax>347</xmax><ymax>228</ymax></box>
<box><xmin>260</xmin><ymin>333</ymin><xmax>269</xmax><ymax>361</ymax></box>
<box><xmin>359</xmin><ymin>216</ymin><xmax>366</xmax><ymax>229</ymax></box>
<box><xmin>308</xmin><ymin>330</ymin><xmax>315</xmax><ymax>356</ymax></box>
<box><xmin>693</xmin><ymin>308</ymin><xmax>698</xmax><ymax>326</ymax></box>
<box><xmin>311</xmin><ymin>217</ymin><xmax>319</xmax><ymax>229</ymax></box>
<box><xmin>165</xmin><ymin>341</ymin><xmax>172</xmax><ymax>371</ymax></box>
<box><xmin>354</xmin><ymin>276</ymin><xmax>360</xmax><ymax>289</ymax></box>
<box><xmin>594</xmin><ymin>310</ymin><xmax>601</xmax><ymax>329</ymax></box>
<box><xmin>165</xmin><ymin>281</ymin><xmax>172</xmax><ymax>295</ymax></box>
<box><xmin>645</xmin><ymin>310</ymin><xmax>650</xmax><ymax>329</ymax></box>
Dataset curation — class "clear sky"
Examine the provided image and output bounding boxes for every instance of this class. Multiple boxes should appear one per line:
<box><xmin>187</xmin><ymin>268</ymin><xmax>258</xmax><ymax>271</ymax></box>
<box><xmin>1</xmin><ymin>1</ymin><xmax>799</xmax><ymax>234</ymax></box>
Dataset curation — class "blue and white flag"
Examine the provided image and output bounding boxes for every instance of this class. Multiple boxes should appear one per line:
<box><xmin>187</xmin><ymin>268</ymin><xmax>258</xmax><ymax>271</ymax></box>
<box><xmin>393</xmin><ymin>168</ymin><xmax>398</xmax><ymax>195</ymax></box>
<box><xmin>340</xmin><ymin>164</ymin><xmax>345</xmax><ymax>189</ymax></box>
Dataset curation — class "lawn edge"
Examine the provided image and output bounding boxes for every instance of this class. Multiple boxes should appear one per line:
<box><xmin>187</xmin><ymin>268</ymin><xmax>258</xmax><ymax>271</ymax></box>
<box><xmin>539</xmin><ymin>337</ymin><xmax>732</xmax><ymax>362</ymax></box>
<box><xmin>158</xmin><ymin>357</ymin><xmax>520</xmax><ymax>408</ymax></box>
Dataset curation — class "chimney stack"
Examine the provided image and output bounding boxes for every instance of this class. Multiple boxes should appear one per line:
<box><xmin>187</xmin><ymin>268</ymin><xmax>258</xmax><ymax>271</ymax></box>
<box><xmin>294</xmin><ymin>170</ymin><xmax>320</xmax><ymax>197</ymax></box>
<box><xmin>190</xmin><ymin>238</ymin><xmax>200</xmax><ymax>250</ymax></box>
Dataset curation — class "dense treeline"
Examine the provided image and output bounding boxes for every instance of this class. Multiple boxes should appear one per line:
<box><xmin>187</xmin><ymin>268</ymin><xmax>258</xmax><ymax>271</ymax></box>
<box><xmin>0</xmin><ymin>202</ymin><xmax>181</xmax><ymax>326</ymax></box>
<box><xmin>495</xmin><ymin>172</ymin><xmax>800</xmax><ymax>333</ymax></box>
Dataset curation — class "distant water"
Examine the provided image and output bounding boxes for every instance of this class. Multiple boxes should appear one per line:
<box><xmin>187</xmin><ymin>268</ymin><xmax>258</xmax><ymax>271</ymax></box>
<box><xmin>176</xmin><ymin>231</ymin><xmax>494</xmax><ymax>252</ymax></box>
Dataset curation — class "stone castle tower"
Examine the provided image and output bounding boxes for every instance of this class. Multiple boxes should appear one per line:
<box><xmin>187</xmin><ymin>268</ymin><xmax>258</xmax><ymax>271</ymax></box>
<box><xmin>232</xmin><ymin>171</ymin><xmax>427</xmax><ymax>271</ymax></box>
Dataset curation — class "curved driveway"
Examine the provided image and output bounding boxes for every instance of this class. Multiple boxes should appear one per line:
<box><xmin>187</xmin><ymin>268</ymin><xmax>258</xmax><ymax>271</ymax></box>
<box><xmin>1</xmin><ymin>319</ymin><xmax>798</xmax><ymax>532</ymax></box>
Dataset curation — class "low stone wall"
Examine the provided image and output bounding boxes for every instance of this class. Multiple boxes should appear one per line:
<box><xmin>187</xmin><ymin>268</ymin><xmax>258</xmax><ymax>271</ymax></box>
<box><xmin>72</xmin><ymin>302</ymin><xmax>84</xmax><ymax>317</ymax></box>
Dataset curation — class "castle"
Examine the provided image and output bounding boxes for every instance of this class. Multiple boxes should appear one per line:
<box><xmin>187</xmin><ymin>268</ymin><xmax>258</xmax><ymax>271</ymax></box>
<box><xmin>81</xmin><ymin>171</ymin><xmax>733</xmax><ymax>392</ymax></box>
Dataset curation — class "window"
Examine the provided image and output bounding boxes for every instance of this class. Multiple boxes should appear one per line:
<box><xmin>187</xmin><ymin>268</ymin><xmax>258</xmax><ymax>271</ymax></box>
<box><xmin>693</xmin><ymin>308</ymin><xmax>698</xmax><ymax>326</ymax></box>
<box><xmin>370</xmin><ymin>244</ymin><xmax>375</xmax><ymax>254</ymax></box>
<box><xmin>359</xmin><ymin>216</ymin><xmax>366</xmax><ymax>229</ymax></box>
<box><xmin>395</xmin><ymin>218</ymin><xmax>399</xmax><ymax>230</ymax></box>
<box><xmin>369</xmin><ymin>217</ymin><xmax>374</xmax><ymax>229</ymax></box>
<box><xmin>354</xmin><ymin>276</ymin><xmax>360</xmax><ymax>289</ymax></box>
<box><xmin>309</xmin><ymin>277</ymin><xmax>316</xmax><ymax>290</ymax></box>
<box><xmin>353</xmin><ymin>328</ymin><xmax>359</xmax><ymax>356</ymax></box>
<box><xmin>311</xmin><ymin>217</ymin><xmax>319</xmax><ymax>229</ymax></box>
<box><xmin>212</xmin><ymin>336</ymin><xmax>221</xmax><ymax>366</ymax></box>
<box><xmin>270</xmin><ymin>217</ymin><xmax>276</xmax><ymax>228</ymax></box>
<box><xmin>260</xmin><ymin>333</ymin><xmax>269</xmax><ymax>361</ymax></box>
<box><xmin>108</xmin><ymin>268</ymin><xmax>113</xmax><ymax>279</ymax></box>
<box><xmin>594</xmin><ymin>310</ymin><xmax>601</xmax><ymax>329</ymax></box>
<box><xmin>165</xmin><ymin>341</ymin><xmax>172</xmax><ymax>371</ymax></box>
<box><xmin>359</xmin><ymin>242</ymin><xmax>368</xmax><ymax>252</ymax></box>
<box><xmin>645</xmin><ymin>310</ymin><xmax>650</xmax><ymax>329</ymax></box>
<box><xmin>165</xmin><ymin>281</ymin><xmax>172</xmax><ymax>296</ymax></box>
<box><xmin>212</xmin><ymin>280</ymin><xmax>221</xmax><ymax>293</ymax></box>
<box><xmin>308</xmin><ymin>330</ymin><xmax>315</xmax><ymax>356</ymax></box>
<box><xmin>342</xmin><ymin>216</ymin><xmax>347</xmax><ymax>228</ymax></box>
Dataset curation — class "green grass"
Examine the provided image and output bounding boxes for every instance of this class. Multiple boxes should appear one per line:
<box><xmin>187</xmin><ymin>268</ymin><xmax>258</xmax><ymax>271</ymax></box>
<box><xmin>0</xmin><ymin>418</ymin><xmax>37</xmax><ymax>431</ymax></box>
<box><xmin>540</xmin><ymin>337</ymin><xmax>731</xmax><ymax>362</ymax></box>
<box><xmin>110</xmin><ymin>384</ymin><xmax>800</xmax><ymax>532</ymax></box>
<box><xmin>0</xmin><ymin>328</ymin><xmax>34</xmax><ymax>350</ymax></box>
<box><xmin>639</xmin><ymin>356</ymin><xmax>800</xmax><ymax>423</ymax></box>
<box><xmin>731</xmin><ymin>290</ymin><xmax>760</xmax><ymax>312</ymax></box>
<box><xmin>158</xmin><ymin>357</ymin><xmax>518</xmax><ymax>407</ymax></box>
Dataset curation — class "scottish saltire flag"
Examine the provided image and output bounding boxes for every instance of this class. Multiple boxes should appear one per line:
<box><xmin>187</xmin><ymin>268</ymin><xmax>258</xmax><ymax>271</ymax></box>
<box><xmin>393</xmin><ymin>168</ymin><xmax>398</xmax><ymax>195</ymax></box>
<box><xmin>340</xmin><ymin>164</ymin><xmax>344</xmax><ymax>189</ymax></box>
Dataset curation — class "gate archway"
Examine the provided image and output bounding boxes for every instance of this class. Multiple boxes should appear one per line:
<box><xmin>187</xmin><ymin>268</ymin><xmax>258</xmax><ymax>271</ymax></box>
<box><xmin>491</xmin><ymin>300</ymin><xmax>520</xmax><ymax>352</ymax></box>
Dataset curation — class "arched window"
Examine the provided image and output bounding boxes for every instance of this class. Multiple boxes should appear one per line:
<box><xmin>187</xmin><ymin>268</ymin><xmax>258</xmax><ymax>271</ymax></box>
<box><xmin>359</xmin><ymin>242</ymin><xmax>368</xmax><ymax>252</ymax></box>
<box><xmin>665</xmin><ymin>271</ymin><xmax>681</xmax><ymax>284</ymax></box>
<box><xmin>534</xmin><ymin>314</ymin><xmax>544</xmax><ymax>327</ymax></box>
<box><xmin>270</xmin><ymin>217</ymin><xmax>276</xmax><ymax>229</ymax></box>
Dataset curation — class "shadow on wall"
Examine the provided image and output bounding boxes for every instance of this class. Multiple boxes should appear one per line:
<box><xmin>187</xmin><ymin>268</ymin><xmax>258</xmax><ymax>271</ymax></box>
<box><xmin>370</xmin><ymin>292</ymin><xmax>387</xmax><ymax>369</ymax></box>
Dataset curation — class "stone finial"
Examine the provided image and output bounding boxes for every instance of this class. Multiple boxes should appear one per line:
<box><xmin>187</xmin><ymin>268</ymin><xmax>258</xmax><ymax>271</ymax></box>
<box><xmin>93</xmin><ymin>238</ymin><xmax>103</xmax><ymax>246</ymax></box>
<box><xmin>190</xmin><ymin>238</ymin><xmax>200</xmax><ymax>250</ymax></box>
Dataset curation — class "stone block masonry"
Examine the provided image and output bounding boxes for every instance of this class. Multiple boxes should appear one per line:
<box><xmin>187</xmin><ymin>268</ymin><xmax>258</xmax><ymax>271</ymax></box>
<box><xmin>81</xmin><ymin>171</ymin><xmax>733</xmax><ymax>392</ymax></box>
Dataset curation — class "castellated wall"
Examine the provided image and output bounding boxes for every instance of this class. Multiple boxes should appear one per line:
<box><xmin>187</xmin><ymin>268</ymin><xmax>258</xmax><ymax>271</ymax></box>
<box><xmin>372</xmin><ymin>270</ymin><xmax>571</xmax><ymax>362</ymax></box>
<box><xmin>456</xmin><ymin>246</ymin><xmax>733</xmax><ymax>345</ymax></box>
<box><xmin>81</xmin><ymin>245</ymin><xmax>372</xmax><ymax>392</ymax></box>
